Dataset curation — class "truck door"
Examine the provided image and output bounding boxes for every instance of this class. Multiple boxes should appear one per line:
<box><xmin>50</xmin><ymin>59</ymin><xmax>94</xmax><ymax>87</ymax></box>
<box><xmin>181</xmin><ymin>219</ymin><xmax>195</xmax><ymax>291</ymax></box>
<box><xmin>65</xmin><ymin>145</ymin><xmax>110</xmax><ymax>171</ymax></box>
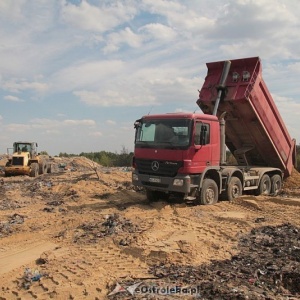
<box><xmin>192</xmin><ymin>121</ymin><xmax>212</xmax><ymax>171</ymax></box>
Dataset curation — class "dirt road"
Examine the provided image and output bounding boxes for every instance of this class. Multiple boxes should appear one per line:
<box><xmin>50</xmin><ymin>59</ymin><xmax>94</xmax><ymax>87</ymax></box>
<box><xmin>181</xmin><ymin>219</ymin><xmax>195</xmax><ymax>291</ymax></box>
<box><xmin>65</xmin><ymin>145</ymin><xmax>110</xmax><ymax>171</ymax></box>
<box><xmin>0</xmin><ymin>157</ymin><xmax>299</xmax><ymax>299</ymax></box>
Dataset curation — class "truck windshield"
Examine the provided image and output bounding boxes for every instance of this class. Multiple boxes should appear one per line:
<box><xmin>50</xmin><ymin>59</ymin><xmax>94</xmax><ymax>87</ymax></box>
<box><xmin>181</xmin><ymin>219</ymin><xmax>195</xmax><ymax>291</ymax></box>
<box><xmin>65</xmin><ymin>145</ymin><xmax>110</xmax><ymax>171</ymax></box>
<box><xmin>135</xmin><ymin>119</ymin><xmax>191</xmax><ymax>148</ymax></box>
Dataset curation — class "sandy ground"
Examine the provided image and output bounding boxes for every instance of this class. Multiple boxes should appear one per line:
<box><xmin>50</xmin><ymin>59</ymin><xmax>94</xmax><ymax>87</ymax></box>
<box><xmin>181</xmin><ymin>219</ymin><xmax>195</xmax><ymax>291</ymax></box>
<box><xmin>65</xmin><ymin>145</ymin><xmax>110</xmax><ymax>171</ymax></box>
<box><xmin>0</xmin><ymin>157</ymin><xmax>300</xmax><ymax>300</ymax></box>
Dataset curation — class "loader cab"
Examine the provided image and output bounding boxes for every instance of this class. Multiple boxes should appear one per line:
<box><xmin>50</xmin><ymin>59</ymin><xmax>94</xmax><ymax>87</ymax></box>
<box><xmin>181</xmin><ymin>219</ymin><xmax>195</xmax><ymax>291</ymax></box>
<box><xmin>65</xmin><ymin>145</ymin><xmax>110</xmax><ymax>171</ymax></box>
<box><xmin>13</xmin><ymin>142</ymin><xmax>38</xmax><ymax>158</ymax></box>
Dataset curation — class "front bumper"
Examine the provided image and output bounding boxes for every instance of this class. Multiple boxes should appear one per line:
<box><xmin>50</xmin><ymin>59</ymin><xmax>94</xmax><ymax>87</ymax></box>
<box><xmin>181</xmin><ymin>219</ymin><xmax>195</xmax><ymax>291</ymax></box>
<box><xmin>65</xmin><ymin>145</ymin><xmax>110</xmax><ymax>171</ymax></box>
<box><xmin>132</xmin><ymin>170</ymin><xmax>191</xmax><ymax>193</ymax></box>
<box><xmin>5</xmin><ymin>166</ymin><xmax>31</xmax><ymax>176</ymax></box>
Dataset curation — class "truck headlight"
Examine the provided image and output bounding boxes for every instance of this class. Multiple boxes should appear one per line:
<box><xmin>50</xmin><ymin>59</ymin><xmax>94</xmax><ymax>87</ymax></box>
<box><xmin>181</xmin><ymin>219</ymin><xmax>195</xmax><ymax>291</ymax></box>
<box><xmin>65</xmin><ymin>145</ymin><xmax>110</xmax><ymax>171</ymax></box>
<box><xmin>173</xmin><ymin>179</ymin><xmax>184</xmax><ymax>186</ymax></box>
<box><xmin>132</xmin><ymin>173</ymin><xmax>139</xmax><ymax>181</ymax></box>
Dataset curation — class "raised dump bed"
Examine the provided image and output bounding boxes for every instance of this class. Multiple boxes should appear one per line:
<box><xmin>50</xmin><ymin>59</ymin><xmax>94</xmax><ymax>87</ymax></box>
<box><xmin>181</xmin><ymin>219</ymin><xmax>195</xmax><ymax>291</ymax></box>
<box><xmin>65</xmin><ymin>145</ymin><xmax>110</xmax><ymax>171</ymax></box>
<box><xmin>197</xmin><ymin>56</ymin><xmax>296</xmax><ymax>177</ymax></box>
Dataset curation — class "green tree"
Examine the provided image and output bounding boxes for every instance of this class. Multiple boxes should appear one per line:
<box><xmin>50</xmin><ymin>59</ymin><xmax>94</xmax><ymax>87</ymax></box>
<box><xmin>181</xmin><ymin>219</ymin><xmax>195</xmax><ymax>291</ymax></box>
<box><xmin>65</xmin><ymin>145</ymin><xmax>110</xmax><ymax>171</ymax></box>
<box><xmin>99</xmin><ymin>153</ymin><xmax>112</xmax><ymax>167</ymax></box>
<box><xmin>40</xmin><ymin>151</ymin><xmax>48</xmax><ymax>155</ymax></box>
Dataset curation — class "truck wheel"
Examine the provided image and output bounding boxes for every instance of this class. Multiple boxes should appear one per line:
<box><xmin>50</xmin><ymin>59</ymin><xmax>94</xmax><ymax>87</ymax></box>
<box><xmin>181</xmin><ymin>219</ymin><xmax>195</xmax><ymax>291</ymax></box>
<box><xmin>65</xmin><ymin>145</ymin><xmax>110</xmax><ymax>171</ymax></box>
<box><xmin>199</xmin><ymin>179</ymin><xmax>218</xmax><ymax>205</ymax></box>
<box><xmin>227</xmin><ymin>176</ymin><xmax>242</xmax><ymax>201</ymax></box>
<box><xmin>255</xmin><ymin>174</ymin><xmax>271</xmax><ymax>196</ymax></box>
<box><xmin>271</xmin><ymin>174</ymin><xmax>282</xmax><ymax>196</ymax></box>
<box><xmin>30</xmin><ymin>163</ymin><xmax>39</xmax><ymax>177</ymax></box>
<box><xmin>146</xmin><ymin>190</ymin><xmax>160</xmax><ymax>202</ymax></box>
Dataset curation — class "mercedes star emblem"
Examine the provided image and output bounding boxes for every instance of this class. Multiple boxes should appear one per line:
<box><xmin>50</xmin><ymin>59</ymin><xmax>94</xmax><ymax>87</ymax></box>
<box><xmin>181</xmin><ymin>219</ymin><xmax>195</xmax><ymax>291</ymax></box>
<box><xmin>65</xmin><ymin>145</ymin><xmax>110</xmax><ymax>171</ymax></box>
<box><xmin>151</xmin><ymin>161</ymin><xmax>159</xmax><ymax>171</ymax></box>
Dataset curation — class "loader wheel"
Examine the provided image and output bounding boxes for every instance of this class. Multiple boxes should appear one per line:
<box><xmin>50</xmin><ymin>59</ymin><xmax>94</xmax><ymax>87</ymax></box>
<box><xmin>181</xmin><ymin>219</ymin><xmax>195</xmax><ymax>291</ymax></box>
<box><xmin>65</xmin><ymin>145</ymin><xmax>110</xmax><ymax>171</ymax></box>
<box><xmin>30</xmin><ymin>163</ymin><xmax>39</xmax><ymax>177</ymax></box>
<box><xmin>227</xmin><ymin>176</ymin><xmax>242</xmax><ymax>201</ymax></box>
<box><xmin>255</xmin><ymin>174</ymin><xmax>271</xmax><ymax>196</ymax></box>
<box><xmin>47</xmin><ymin>164</ymin><xmax>52</xmax><ymax>174</ymax></box>
<box><xmin>39</xmin><ymin>161</ymin><xmax>47</xmax><ymax>174</ymax></box>
<box><xmin>271</xmin><ymin>174</ymin><xmax>282</xmax><ymax>196</ymax></box>
<box><xmin>199</xmin><ymin>179</ymin><xmax>218</xmax><ymax>205</ymax></box>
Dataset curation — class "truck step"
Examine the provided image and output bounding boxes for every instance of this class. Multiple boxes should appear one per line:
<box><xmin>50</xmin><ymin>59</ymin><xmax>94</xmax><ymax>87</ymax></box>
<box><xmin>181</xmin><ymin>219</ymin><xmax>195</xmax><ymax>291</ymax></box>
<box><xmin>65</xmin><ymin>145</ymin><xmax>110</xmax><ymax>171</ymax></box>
<box><xmin>244</xmin><ymin>175</ymin><xmax>259</xmax><ymax>180</ymax></box>
<box><xmin>244</xmin><ymin>186</ymin><xmax>258</xmax><ymax>191</ymax></box>
<box><xmin>186</xmin><ymin>196</ymin><xmax>196</xmax><ymax>201</ymax></box>
<box><xmin>189</xmin><ymin>184</ymin><xmax>199</xmax><ymax>188</ymax></box>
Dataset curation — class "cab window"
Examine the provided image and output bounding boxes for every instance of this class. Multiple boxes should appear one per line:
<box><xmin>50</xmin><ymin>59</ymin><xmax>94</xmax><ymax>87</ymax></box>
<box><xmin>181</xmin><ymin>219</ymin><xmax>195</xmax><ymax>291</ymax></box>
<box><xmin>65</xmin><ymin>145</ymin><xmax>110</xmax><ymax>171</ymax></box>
<box><xmin>195</xmin><ymin>123</ymin><xmax>210</xmax><ymax>145</ymax></box>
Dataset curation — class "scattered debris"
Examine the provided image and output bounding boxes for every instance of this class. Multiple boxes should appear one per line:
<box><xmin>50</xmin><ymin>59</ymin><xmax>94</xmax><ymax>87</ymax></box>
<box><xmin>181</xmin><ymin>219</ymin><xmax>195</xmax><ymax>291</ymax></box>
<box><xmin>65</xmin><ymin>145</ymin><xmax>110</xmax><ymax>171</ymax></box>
<box><xmin>21</xmin><ymin>268</ymin><xmax>45</xmax><ymax>289</ymax></box>
<box><xmin>0</xmin><ymin>213</ymin><xmax>25</xmax><ymax>237</ymax></box>
<box><xmin>73</xmin><ymin>214</ymin><xmax>140</xmax><ymax>244</ymax></box>
<box><xmin>146</xmin><ymin>223</ymin><xmax>300</xmax><ymax>300</ymax></box>
<box><xmin>43</xmin><ymin>207</ymin><xmax>55</xmax><ymax>213</ymax></box>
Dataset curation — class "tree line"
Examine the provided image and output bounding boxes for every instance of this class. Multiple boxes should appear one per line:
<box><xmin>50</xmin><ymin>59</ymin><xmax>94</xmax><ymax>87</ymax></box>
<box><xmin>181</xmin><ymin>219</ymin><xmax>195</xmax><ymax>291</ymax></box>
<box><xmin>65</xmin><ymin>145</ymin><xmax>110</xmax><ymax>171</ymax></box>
<box><xmin>57</xmin><ymin>146</ymin><xmax>133</xmax><ymax>167</ymax></box>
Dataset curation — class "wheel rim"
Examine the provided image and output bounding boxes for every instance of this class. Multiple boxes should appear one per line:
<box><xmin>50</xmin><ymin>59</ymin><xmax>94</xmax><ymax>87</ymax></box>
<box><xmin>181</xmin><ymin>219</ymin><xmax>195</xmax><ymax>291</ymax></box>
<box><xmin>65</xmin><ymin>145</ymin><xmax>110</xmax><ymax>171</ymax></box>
<box><xmin>205</xmin><ymin>188</ymin><xmax>215</xmax><ymax>204</ymax></box>
<box><xmin>262</xmin><ymin>180</ymin><xmax>270</xmax><ymax>194</ymax></box>
<box><xmin>274</xmin><ymin>180</ymin><xmax>280</xmax><ymax>193</ymax></box>
<box><xmin>232</xmin><ymin>184</ymin><xmax>240</xmax><ymax>198</ymax></box>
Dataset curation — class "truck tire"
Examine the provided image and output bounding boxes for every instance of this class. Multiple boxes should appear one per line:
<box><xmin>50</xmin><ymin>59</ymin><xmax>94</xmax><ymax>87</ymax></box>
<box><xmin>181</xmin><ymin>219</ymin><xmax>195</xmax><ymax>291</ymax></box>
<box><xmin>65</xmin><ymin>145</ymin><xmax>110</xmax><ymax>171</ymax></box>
<box><xmin>146</xmin><ymin>190</ymin><xmax>160</xmax><ymax>202</ymax></box>
<box><xmin>39</xmin><ymin>161</ymin><xmax>47</xmax><ymax>174</ymax></box>
<box><xmin>270</xmin><ymin>174</ymin><xmax>282</xmax><ymax>196</ymax></box>
<box><xmin>199</xmin><ymin>179</ymin><xmax>218</xmax><ymax>205</ymax></box>
<box><xmin>30</xmin><ymin>163</ymin><xmax>39</xmax><ymax>177</ymax></box>
<box><xmin>227</xmin><ymin>176</ymin><xmax>242</xmax><ymax>201</ymax></box>
<box><xmin>255</xmin><ymin>174</ymin><xmax>271</xmax><ymax>196</ymax></box>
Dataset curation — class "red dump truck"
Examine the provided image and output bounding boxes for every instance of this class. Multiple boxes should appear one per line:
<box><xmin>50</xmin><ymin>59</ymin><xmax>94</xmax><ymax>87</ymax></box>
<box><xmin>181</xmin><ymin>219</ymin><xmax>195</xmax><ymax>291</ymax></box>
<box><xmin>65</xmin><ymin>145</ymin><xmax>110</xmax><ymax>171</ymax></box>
<box><xmin>132</xmin><ymin>57</ymin><xmax>297</xmax><ymax>204</ymax></box>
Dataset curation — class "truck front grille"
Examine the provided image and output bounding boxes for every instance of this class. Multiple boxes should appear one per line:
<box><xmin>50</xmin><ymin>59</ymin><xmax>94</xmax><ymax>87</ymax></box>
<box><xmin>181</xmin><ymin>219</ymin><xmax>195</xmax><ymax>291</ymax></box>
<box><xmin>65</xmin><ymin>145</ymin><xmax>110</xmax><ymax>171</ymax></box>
<box><xmin>135</xmin><ymin>159</ymin><xmax>183</xmax><ymax>177</ymax></box>
<box><xmin>12</xmin><ymin>157</ymin><xmax>24</xmax><ymax>166</ymax></box>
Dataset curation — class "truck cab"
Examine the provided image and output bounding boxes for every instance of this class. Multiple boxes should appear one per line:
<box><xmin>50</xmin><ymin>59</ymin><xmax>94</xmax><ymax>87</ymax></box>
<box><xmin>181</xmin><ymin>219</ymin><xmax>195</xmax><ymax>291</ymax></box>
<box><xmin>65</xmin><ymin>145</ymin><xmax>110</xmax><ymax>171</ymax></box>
<box><xmin>132</xmin><ymin>113</ymin><xmax>221</xmax><ymax>201</ymax></box>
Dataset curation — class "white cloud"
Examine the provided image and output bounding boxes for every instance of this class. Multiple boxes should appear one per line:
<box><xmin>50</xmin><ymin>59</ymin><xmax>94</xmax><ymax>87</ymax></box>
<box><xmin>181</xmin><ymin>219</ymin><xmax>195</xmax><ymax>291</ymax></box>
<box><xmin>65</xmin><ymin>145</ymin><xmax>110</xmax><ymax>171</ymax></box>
<box><xmin>57</xmin><ymin>113</ymin><xmax>66</xmax><ymax>117</ymax></box>
<box><xmin>2</xmin><ymin>79</ymin><xmax>48</xmax><ymax>93</ymax></box>
<box><xmin>206</xmin><ymin>0</ymin><xmax>299</xmax><ymax>54</ymax></box>
<box><xmin>88</xmin><ymin>131</ymin><xmax>103</xmax><ymax>137</ymax></box>
<box><xmin>139</xmin><ymin>23</ymin><xmax>177</xmax><ymax>41</ymax></box>
<box><xmin>63</xmin><ymin>119</ymin><xmax>96</xmax><ymax>126</ymax></box>
<box><xmin>103</xmin><ymin>27</ymin><xmax>143</xmax><ymax>53</ymax></box>
<box><xmin>45</xmin><ymin>129</ymin><xmax>60</xmax><ymax>134</ymax></box>
<box><xmin>141</xmin><ymin>0</ymin><xmax>214</xmax><ymax>33</ymax></box>
<box><xmin>270</xmin><ymin>94</ymin><xmax>300</xmax><ymax>142</ymax></box>
<box><xmin>106</xmin><ymin>120</ymin><xmax>116</xmax><ymax>125</ymax></box>
<box><xmin>51</xmin><ymin>60</ymin><xmax>124</xmax><ymax>92</ymax></box>
<box><xmin>61</xmin><ymin>0</ymin><xmax>137</xmax><ymax>33</ymax></box>
<box><xmin>0</xmin><ymin>0</ymin><xmax>27</xmax><ymax>21</ymax></box>
<box><xmin>4</xmin><ymin>95</ymin><xmax>24</xmax><ymax>102</ymax></box>
<box><xmin>29</xmin><ymin>118</ymin><xmax>61</xmax><ymax>129</ymax></box>
<box><xmin>5</xmin><ymin>123</ymin><xmax>31</xmax><ymax>132</ymax></box>
<box><xmin>74</xmin><ymin>89</ymin><xmax>156</xmax><ymax>107</ymax></box>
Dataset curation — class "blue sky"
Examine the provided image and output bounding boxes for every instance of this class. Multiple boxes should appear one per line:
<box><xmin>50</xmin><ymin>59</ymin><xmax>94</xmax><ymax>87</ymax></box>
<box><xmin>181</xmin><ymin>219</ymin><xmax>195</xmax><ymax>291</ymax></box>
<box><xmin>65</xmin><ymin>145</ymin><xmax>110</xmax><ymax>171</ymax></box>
<box><xmin>0</xmin><ymin>0</ymin><xmax>299</xmax><ymax>156</ymax></box>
